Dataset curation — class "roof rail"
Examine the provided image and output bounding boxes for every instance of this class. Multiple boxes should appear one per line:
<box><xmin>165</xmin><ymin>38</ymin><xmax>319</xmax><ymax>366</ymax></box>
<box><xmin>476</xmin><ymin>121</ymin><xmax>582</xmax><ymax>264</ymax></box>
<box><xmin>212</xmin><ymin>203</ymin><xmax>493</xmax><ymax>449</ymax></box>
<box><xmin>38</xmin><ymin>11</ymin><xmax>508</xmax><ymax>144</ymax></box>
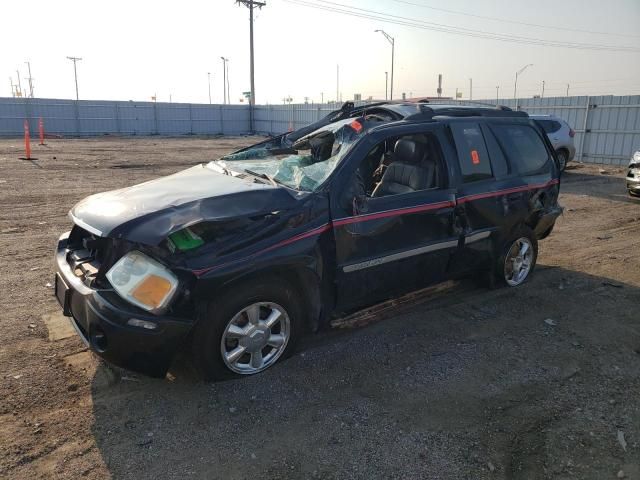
<box><xmin>405</xmin><ymin>104</ymin><xmax>527</xmax><ymax>122</ymax></box>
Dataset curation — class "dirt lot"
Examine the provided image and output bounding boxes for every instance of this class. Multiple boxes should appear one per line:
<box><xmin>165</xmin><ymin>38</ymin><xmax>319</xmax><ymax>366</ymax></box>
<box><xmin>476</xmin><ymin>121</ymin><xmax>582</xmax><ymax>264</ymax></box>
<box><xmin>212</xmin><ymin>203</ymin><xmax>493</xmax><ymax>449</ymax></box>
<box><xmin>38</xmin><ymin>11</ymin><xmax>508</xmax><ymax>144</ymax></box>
<box><xmin>0</xmin><ymin>137</ymin><xmax>639</xmax><ymax>480</ymax></box>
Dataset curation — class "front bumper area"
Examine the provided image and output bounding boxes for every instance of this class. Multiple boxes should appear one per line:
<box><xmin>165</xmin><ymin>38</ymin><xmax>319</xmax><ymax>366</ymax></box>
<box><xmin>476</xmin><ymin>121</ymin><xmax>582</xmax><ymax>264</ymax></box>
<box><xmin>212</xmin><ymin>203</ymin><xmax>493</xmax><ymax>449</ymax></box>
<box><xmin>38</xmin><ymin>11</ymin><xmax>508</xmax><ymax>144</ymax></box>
<box><xmin>627</xmin><ymin>176</ymin><xmax>640</xmax><ymax>195</ymax></box>
<box><xmin>55</xmin><ymin>232</ymin><xmax>193</xmax><ymax>377</ymax></box>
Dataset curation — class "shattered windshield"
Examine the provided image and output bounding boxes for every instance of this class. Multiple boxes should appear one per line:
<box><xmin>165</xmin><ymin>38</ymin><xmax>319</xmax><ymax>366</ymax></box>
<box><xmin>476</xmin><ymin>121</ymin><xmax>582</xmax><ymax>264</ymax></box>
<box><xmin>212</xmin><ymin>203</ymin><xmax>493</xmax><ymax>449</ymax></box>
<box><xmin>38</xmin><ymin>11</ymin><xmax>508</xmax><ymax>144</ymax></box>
<box><xmin>213</xmin><ymin>118</ymin><xmax>367</xmax><ymax>192</ymax></box>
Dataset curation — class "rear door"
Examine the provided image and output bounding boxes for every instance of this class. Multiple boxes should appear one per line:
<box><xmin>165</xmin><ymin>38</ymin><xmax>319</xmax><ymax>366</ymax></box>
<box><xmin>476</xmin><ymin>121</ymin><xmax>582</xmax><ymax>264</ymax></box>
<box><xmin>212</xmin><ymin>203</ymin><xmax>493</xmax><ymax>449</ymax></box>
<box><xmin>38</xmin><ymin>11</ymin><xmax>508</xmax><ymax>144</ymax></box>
<box><xmin>449</xmin><ymin>119</ymin><xmax>559</xmax><ymax>272</ymax></box>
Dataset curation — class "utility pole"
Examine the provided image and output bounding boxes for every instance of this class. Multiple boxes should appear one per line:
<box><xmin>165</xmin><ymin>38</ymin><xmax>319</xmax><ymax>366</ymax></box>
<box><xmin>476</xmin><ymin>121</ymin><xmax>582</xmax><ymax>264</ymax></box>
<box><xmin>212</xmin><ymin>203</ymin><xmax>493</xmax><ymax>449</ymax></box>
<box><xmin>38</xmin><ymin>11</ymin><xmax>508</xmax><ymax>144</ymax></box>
<box><xmin>66</xmin><ymin>56</ymin><xmax>82</xmax><ymax>100</ymax></box>
<box><xmin>321</xmin><ymin>92</ymin><xmax>324</xmax><ymax>104</ymax></box>
<box><xmin>541</xmin><ymin>80</ymin><xmax>545</xmax><ymax>98</ymax></box>
<box><xmin>469</xmin><ymin>78</ymin><xmax>472</xmax><ymax>100</ymax></box>
<box><xmin>236</xmin><ymin>0</ymin><xmax>265</xmax><ymax>132</ymax></box>
<box><xmin>207</xmin><ymin>72</ymin><xmax>212</xmax><ymax>104</ymax></box>
<box><xmin>220</xmin><ymin>57</ymin><xmax>228</xmax><ymax>104</ymax></box>
<box><xmin>496</xmin><ymin>86</ymin><xmax>499</xmax><ymax>104</ymax></box>
<box><xmin>375</xmin><ymin>30</ymin><xmax>394</xmax><ymax>100</ymax></box>
<box><xmin>25</xmin><ymin>61</ymin><xmax>34</xmax><ymax>98</ymax></box>
<box><xmin>566</xmin><ymin>84</ymin><xmax>570</xmax><ymax>97</ymax></box>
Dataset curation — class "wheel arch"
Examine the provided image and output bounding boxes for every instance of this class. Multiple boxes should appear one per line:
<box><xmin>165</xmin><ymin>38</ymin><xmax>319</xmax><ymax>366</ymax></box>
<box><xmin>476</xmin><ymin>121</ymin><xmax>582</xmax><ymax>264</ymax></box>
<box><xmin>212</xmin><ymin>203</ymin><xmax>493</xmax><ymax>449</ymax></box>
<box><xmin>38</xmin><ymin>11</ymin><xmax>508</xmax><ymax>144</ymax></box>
<box><xmin>194</xmin><ymin>260</ymin><xmax>324</xmax><ymax>334</ymax></box>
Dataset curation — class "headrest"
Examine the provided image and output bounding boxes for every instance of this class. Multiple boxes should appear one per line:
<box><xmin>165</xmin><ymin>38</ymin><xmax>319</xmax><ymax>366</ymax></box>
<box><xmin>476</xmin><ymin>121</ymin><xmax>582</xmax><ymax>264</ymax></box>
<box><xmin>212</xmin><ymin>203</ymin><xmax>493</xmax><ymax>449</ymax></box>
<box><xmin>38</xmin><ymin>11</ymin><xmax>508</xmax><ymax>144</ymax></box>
<box><xmin>394</xmin><ymin>139</ymin><xmax>425</xmax><ymax>165</ymax></box>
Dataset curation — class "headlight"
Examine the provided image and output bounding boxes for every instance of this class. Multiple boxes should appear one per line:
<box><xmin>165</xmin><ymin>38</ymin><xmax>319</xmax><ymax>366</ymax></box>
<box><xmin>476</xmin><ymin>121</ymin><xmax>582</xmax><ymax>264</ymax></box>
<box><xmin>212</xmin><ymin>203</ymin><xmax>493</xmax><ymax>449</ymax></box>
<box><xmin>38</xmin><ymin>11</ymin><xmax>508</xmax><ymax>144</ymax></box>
<box><xmin>106</xmin><ymin>251</ymin><xmax>178</xmax><ymax>313</ymax></box>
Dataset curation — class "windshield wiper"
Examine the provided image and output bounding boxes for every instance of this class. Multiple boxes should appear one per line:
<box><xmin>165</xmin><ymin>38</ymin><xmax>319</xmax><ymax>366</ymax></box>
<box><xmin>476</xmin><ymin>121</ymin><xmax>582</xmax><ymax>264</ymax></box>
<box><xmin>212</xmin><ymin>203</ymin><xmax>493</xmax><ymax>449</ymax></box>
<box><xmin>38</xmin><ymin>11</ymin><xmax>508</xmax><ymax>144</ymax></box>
<box><xmin>244</xmin><ymin>169</ymin><xmax>280</xmax><ymax>187</ymax></box>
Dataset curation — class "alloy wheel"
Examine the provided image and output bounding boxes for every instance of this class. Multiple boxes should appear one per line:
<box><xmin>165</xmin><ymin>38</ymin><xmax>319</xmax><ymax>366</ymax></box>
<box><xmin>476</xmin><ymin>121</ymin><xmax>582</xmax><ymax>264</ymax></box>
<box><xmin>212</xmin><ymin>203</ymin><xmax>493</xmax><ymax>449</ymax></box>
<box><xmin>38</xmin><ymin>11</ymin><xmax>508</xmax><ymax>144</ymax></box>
<box><xmin>220</xmin><ymin>302</ymin><xmax>290</xmax><ymax>374</ymax></box>
<box><xmin>504</xmin><ymin>237</ymin><xmax>534</xmax><ymax>286</ymax></box>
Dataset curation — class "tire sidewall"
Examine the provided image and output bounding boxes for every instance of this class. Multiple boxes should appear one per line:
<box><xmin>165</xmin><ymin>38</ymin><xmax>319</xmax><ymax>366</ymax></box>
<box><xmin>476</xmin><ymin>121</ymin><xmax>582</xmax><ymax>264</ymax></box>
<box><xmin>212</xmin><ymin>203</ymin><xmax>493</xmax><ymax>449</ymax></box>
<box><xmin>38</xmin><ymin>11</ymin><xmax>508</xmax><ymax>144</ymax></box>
<box><xmin>192</xmin><ymin>276</ymin><xmax>303</xmax><ymax>380</ymax></box>
<box><xmin>556</xmin><ymin>150</ymin><xmax>568</xmax><ymax>171</ymax></box>
<box><xmin>494</xmin><ymin>227</ymin><xmax>538</xmax><ymax>287</ymax></box>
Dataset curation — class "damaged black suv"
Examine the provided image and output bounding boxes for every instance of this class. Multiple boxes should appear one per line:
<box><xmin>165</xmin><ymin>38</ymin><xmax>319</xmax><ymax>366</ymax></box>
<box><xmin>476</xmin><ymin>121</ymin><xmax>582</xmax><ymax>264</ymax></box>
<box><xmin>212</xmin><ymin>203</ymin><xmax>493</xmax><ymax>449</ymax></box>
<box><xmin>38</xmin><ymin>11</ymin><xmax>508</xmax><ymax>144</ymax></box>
<box><xmin>54</xmin><ymin>102</ymin><xmax>562</xmax><ymax>379</ymax></box>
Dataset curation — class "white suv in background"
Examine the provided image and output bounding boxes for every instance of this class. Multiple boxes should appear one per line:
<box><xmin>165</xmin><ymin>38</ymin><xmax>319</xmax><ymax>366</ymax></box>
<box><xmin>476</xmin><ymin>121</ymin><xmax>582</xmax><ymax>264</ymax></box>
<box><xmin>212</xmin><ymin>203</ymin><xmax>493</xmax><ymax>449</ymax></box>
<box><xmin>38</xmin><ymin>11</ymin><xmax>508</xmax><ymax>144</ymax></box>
<box><xmin>530</xmin><ymin>115</ymin><xmax>576</xmax><ymax>171</ymax></box>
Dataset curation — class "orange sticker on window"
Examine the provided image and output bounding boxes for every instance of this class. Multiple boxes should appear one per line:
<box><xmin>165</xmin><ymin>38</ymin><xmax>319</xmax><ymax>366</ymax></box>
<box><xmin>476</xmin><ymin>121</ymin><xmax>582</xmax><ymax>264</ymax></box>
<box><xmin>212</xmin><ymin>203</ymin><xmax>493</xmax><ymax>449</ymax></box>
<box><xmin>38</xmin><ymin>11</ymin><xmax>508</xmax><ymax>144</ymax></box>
<box><xmin>471</xmin><ymin>149</ymin><xmax>480</xmax><ymax>165</ymax></box>
<box><xmin>349</xmin><ymin>120</ymin><xmax>363</xmax><ymax>133</ymax></box>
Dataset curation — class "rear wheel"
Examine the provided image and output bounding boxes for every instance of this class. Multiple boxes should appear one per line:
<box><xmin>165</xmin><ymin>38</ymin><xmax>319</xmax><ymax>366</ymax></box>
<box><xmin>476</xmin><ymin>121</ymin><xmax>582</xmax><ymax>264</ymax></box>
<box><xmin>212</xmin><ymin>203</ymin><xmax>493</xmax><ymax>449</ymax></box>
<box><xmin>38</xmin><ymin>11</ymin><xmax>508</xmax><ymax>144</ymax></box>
<box><xmin>494</xmin><ymin>227</ymin><xmax>538</xmax><ymax>287</ymax></box>
<box><xmin>192</xmin><ymin>276</ymin><xmax>303</xmax><ymax>380</ymax></box>
<box><xmin>556</xmin><ymin>149</ymin><xmax>568</xmax><ymax>171</ymax></box>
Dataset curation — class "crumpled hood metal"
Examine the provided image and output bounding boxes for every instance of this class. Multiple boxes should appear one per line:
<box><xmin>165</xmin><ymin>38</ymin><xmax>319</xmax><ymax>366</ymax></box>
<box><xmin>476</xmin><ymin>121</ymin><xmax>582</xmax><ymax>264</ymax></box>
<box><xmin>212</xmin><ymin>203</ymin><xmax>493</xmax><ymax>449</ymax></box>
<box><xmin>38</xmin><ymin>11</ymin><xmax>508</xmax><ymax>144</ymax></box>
<box><xmin>70</xmin><ymin>164</ymin><xmax>301</xmax><ymax>245</ymax></box>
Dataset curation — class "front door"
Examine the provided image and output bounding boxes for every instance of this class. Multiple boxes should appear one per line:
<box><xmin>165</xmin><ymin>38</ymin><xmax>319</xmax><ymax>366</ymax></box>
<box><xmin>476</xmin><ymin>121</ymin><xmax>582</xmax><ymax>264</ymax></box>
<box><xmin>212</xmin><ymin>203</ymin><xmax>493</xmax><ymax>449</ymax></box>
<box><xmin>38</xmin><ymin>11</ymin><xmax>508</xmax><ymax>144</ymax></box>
<box><xmin>330</xmin><ymin>124</ymin><xmax>461</xmax><ymax>310</ymax></box>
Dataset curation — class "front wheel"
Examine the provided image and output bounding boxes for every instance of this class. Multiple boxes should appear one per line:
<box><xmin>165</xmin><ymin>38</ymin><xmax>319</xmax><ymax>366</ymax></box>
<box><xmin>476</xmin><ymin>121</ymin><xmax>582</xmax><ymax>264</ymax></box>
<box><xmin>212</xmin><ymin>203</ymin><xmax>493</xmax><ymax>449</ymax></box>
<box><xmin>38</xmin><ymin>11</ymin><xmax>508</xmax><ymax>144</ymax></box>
<box><xmin>192</xmin><ymin>276</ymin><xmax>303</xmax><ymax>380</ymax></box>
<box><xmin>494</xmin><ymin>228</ymin><xmax>538</xmax><ymax>287</ymax></box>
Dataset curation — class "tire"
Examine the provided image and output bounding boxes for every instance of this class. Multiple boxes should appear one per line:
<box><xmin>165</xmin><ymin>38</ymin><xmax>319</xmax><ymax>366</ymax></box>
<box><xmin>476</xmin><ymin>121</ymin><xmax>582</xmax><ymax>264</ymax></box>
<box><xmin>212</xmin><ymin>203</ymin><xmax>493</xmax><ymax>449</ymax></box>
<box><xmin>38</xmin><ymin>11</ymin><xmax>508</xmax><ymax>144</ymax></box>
<box><xmin>192</xmin><ymin>276</ymin><xmax>303</xmax><ymax>380</ymax></box>
<box><xmin>494</xmin><ymin>227</ymin><xmax>538</xmax><ymax>287</ymax></box>
<box><xmin>556</xmin><ymin>149</ymin><xmax>568</xmax><ymax>171</ymax></box>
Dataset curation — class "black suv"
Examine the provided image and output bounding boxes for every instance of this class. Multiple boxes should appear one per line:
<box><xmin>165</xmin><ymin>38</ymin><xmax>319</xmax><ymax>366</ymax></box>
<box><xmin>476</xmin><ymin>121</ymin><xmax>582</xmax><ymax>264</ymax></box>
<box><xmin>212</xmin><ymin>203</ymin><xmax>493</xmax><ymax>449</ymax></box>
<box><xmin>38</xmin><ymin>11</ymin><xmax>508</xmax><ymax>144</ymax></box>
<box><xmin>54</xmin><ymin>102</ymin><xmax>562</xmax><ymax>379</ymax></box>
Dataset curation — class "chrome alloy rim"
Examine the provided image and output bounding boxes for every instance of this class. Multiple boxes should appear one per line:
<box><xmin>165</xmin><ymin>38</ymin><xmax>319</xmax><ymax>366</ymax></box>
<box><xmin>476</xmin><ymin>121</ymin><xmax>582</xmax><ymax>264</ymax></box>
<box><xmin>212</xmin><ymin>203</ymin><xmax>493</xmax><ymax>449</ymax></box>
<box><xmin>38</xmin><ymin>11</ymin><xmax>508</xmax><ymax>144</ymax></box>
<box><xmin>220</xmin><ymin>302</ymin><xmax>290</xmax><ymax>374</ymax></box>
<box><xmin>504</xmin><ymin>237</ymin><xmax>534</xmax><ymax>286</ymax></box>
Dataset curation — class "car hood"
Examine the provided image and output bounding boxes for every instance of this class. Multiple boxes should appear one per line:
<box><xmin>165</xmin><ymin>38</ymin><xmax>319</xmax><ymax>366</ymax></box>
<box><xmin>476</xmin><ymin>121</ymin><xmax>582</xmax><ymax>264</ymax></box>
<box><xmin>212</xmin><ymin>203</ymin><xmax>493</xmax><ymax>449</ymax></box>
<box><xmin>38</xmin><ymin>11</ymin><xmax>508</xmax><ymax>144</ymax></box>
<box><xmin>70</xmin><ymin>163</ymin><xmax>302</xmax><ymax>245</ymax></box>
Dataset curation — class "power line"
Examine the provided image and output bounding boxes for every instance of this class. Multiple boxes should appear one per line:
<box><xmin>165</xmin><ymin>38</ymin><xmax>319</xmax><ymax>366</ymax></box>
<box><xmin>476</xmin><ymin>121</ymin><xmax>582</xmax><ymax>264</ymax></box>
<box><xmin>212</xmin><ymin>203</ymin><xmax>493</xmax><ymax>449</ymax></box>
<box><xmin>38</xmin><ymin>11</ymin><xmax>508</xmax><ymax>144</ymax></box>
<box><xmin>283</xmin><ymin>0</ymin><xmax>640</xmax><ymax>52</ymax></box>
<box><xmin>387</xmin><ymin>0</ymin><xmax>640</xmax><ymax>39</ymax></box>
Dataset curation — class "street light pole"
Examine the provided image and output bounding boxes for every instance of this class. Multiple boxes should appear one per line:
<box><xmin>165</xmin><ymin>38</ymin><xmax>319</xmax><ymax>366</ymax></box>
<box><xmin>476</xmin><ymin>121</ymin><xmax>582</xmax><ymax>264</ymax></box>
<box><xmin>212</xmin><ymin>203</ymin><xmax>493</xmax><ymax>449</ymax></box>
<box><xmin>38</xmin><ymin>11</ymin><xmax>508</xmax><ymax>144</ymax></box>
<box><xmin>336</xmin><ymin>64</ymin><xmax>339</xmax><ymax>104</ymax></box>
<box><xmin>16</xmin><ymin>70</ymin><xmax>22</xmax><ymax>98</ymax></box>
<box><xmin>514</xmin><ymin>63</ymin><xmax>533</xmax><ymax>101</ymax></box>
<box><xmin>385</xmin><ymin>71</ymin><xmax>388</xmax><ymax>100</ymax></box>
<box><xmin>220</xmin><ymin>57</ymin><xmax>227</xmax><ymax>104</ymax></box>
<box><xmin>66</xmin><ymin>56</ymin><xmax>82</xmax><ymax>100</ymax></box>
<box><xmin>375</xmin><ymin>30</ymin><xmax>394</xmax><ymax>100</ymax></box>
<box><xmin>208</xmin><ymin>72</ymin><xmax>212</xmax><ymax>104</ymax></box>
<box><xmin>226</xmin><ymin>59</ymin><xmax>230</xmax><ymax>104</ymax></box>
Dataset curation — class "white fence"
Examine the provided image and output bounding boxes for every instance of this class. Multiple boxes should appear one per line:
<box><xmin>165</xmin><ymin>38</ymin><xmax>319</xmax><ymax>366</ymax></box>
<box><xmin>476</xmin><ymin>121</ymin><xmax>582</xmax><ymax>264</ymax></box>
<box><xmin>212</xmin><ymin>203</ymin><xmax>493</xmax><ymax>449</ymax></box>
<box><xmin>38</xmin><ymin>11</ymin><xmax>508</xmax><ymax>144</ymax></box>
<box><xmin>1</xmin><ymin>95</ymin><xmax>638</xmax><ymax>166</ymax></box>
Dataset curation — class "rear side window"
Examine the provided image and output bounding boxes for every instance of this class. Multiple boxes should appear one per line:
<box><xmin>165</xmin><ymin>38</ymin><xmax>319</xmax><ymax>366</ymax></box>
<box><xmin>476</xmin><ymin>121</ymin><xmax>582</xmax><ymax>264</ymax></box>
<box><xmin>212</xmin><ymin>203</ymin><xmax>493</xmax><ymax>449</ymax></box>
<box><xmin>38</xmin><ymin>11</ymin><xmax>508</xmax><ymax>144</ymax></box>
<box><xmin>450</xmin><ymin>123</ymin><xmax>493</xmax><ymax>183</ymax></box>
<box><xmin>535</xmin><ymin>119</ymin><xmax>561</xmax><ymax>134</ymax></box>
<box><xmin>491</xmin><ymin>124</ymin><xmax>550</xmax><ymax>175</ymax></box>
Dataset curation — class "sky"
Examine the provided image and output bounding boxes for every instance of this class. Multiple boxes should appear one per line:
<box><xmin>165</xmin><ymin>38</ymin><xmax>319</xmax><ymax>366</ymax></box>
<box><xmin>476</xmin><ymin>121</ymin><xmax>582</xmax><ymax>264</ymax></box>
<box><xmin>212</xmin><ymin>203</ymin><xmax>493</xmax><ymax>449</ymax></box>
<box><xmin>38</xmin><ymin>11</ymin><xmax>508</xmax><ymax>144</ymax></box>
<box><xmin>1</xmin><ymin>0</ymin><xmax>639</xmax><ymax>104</ymax></box>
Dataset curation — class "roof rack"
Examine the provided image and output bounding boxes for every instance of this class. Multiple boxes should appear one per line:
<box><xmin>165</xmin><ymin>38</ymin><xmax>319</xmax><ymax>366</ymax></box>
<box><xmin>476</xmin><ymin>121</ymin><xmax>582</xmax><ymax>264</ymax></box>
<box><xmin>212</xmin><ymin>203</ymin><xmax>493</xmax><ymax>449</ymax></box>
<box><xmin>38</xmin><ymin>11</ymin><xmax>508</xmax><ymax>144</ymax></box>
<box><xmin>405</xmin><ymin>104</ymin><xmax>528</xmax><ymax>121</ymax></box>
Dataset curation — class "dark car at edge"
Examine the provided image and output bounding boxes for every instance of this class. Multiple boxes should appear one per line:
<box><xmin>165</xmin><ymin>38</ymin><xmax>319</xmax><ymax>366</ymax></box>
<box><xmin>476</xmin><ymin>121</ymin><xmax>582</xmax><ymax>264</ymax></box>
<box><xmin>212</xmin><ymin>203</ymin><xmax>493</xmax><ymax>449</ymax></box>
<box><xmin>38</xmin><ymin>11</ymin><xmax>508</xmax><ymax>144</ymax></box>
<box><xmin>54</xmin><ymin>101</ymin><xmax>563</xmax><ymax>379</ymax></box>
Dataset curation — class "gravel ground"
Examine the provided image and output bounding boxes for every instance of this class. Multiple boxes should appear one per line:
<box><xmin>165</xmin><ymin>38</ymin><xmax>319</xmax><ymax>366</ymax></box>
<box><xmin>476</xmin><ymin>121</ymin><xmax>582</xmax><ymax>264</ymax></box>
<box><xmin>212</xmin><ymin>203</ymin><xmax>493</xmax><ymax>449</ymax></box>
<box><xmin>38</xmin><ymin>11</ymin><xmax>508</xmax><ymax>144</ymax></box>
<box><xmin>0</xmin><ymin>137</ymin><xmax>639</xmax><ymax>480</ymax></box>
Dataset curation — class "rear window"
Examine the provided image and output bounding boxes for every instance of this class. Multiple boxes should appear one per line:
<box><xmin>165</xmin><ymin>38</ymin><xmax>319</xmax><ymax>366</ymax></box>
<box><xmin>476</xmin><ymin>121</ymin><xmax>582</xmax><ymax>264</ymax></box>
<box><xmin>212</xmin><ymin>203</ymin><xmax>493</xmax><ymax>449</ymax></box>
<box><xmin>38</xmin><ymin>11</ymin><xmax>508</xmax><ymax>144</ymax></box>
<box><xmin>491</xmin><ymin>124</ymin><xmax>550</xmax><ymax>175</ymax></box>
<box><xmin>535</xmin><ymin>119</ymin><xmax>562</xmax><ymax>134</ymax></box>
<box><xmin>450</xmin><ymin>123</ymin><xmax>493</xmax><ymax>183</ymax></box>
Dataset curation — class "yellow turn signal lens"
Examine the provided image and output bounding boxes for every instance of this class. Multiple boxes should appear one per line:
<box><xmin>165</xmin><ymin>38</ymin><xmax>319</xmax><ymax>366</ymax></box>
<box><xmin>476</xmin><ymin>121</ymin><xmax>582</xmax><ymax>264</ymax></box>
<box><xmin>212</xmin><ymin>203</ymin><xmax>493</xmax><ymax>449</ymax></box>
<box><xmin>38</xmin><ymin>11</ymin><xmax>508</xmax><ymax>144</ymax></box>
<box><xmin>131</xmin><ymin>275</ymin><xmax>172</xmax><ymax>309</ymax></box>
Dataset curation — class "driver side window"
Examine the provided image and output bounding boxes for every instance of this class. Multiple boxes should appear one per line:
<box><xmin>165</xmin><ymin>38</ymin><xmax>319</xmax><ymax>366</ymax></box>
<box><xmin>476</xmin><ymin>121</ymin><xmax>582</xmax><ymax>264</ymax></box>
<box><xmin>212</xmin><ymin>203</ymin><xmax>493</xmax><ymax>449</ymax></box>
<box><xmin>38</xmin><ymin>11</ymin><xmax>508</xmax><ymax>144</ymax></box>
<box><xmin>355</xmin><ymin>132</ymin><xmax>446</xmax><ymax>198</ymax></box>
